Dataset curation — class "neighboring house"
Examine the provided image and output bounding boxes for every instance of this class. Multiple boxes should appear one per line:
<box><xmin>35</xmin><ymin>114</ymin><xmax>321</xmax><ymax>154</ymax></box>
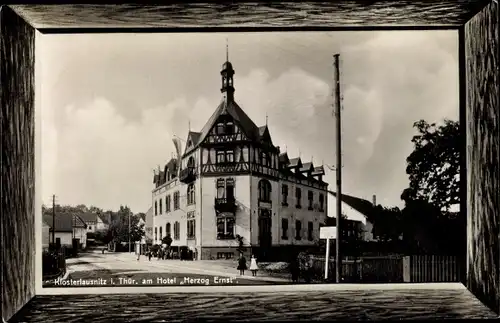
<box><xmin>97</xmin><ymin>212</ymin><xmax>111</xmax><ymax>231</ymax></box>
<box><xmin>78</xmin><ymin>212</ymin><xmax>99</xmax><ymax>233</ymax></box>
<box><xmin>327</xmin><ymin>191</ymin><xmax>378</xmax><ymax>241</ymax></box>
<box><xmin>42</xmin><ymin>213</ymin><xmax>88</xmax><ymax>248</ymax></box>
<box><xmin>145</xmin><ymin>206</ymin><xmax>153</xmax><ymax>243</ymax></box>
<box><xmin>42</xmin><ymin>221</ymin><xmax>50</xmax><ymax>249</ymax></box>
<box><xmin>151</xmin><ymin>57</ymin><xmax>328</xmax><ymax>260</ymax></box>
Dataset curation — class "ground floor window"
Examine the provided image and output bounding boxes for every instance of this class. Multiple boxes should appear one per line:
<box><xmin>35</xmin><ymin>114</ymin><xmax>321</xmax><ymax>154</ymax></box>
<box><xmin>217</xmin><ymin>252</ymin><xmax>234</xmax><ymax>259</ymax></box>
<box><xmin>217</xmin><ymin>217</ymin><xmax>235</xmax><ymax>239</ymax></box>
<box><xmin>173</xmin><ymin>221</ymin><xmax>180</xmax><ymax>240</ymax></box>
<box><xmin>187</xmin><ymin>219</ymin><xmax>196</xmax><ymax>239</ymax></box>
<box><xmin>281</xmin><ymin>218</ymin><xmax>289</xmax><ymax>240</ymax></box>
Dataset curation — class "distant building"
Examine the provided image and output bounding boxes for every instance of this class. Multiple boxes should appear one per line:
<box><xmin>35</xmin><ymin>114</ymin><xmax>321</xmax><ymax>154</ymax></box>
<box><xmin>42</xmin><ymin>213</ymin><xmax>88</xmax><ymax>248</ymax></box>
<box><xmin>144</xmin><ymin>206</ymin><xmax>153</xmax><ymax>244</ymax></box>
<box><xmin>151</xmin><ymin>57</ymin><xmax>328</xmax><ymax>260</ymax></box>
<box><xmin>78</xmin><ymin>212</ymin><xmax>107</xmax><ymax>233</ymax></box>
<box><xmin>327</xmin><ymin>191</ymin><xmax>378</xmax><ymax>241</ymax></box>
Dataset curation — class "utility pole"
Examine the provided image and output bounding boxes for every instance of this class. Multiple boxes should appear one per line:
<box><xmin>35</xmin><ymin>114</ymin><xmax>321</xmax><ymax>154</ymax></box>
<box><xmin>52</xmin><ymin>194</ymin><xmax>56</xmax><ymax>246</ymax></box>
<box><xmin>333</xmin><ymin>54</ymin><xmax>342</xmax><ymax>284</ymax></box>
<box><xmin>128</xmin><ymin>211</ymin><xmax>132</xmax><ymax>253</ymax></box>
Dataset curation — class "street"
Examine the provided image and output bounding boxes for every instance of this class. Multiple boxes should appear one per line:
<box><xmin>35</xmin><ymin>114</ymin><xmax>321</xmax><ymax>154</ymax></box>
<box><xmin>44</xmin><ymin>250</ymin><xmax>290</xmax><ymax>287</ymax></box>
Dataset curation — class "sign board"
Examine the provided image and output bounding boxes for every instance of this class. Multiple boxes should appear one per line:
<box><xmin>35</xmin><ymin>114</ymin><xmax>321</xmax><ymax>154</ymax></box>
<box><xmin>320</xmin><ymin>226</ymin><xmax>337</xmax><ymax>239</ymax></box>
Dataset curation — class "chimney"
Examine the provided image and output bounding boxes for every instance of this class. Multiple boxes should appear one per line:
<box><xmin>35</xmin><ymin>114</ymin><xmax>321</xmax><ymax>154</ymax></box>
<box><xmin>372</xmin><ymin>195</ymin><xmax>376</xmax><ymax>206</ymax></box>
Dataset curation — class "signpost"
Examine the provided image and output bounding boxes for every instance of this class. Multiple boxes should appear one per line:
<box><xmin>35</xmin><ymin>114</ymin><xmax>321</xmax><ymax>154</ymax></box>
<box><xmin>320</xmin><ymin>226</ymin><xmax>337</xmax><ymax>280</ymax></box>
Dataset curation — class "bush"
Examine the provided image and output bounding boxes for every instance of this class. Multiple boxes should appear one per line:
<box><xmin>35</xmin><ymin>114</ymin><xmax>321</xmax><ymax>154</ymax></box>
<box><xmin>42</xmin><ymin>250</ymin><xmax>66</xmax><ymax>278</ymax></box>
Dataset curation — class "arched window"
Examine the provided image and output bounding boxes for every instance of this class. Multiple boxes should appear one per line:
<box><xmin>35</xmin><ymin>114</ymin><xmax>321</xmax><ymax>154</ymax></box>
<box><xmin>174</xmin><ymin>221</ymin><xmax>180</xmax><ymax>240</ymax></box>
<box><xmin>166</xmin><ymin>222</ymin><xmax>171</xmax><ymax>236</ymax></box>
<box><xmin>187</xmin><ymin>184</ymin><xmax>196</xmax><ymax>205</ymax></box>
<box><xmin>258</xmin><ymin>179</ymin><xmax>272</xmax><ymax>202</ymax></box>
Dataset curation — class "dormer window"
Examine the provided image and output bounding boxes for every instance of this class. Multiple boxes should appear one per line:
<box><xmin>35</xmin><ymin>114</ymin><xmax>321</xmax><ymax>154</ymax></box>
<box><xmin>217</xmin><ymin>122</ymin><xmax>225</xmax><ymax>135</ymax></box>
<box><xmin>225</xmin><ymin>122</ymin><xmax>234</xmax><ymax>134</ymax></box>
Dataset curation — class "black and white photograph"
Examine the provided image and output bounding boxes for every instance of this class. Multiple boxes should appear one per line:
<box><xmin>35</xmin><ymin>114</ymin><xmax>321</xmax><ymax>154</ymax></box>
<box><xmin>2</xmin><ymin>2</ymin><xmax>498</xmax><ymax>321</ymax></box>
<box><xmin>39</xmin><ymin>30</ymin><xmax>464</xmax><ymax>288</ymax></box>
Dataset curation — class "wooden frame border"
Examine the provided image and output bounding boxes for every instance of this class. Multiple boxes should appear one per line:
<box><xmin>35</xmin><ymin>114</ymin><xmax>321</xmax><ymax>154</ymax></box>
<box><xmin>1</xmin><ymin>1</ymin><xmax>498</xmax><ymax>321</ymax></box>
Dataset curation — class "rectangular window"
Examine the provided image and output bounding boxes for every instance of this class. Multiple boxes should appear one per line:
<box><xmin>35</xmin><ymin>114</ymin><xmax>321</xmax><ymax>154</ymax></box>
<box><xmin>282</xmin><ymin>184</ymin><xmax>288</xmax><ymax>206</ymax></box>
<box><xmin>296</xmin><ymin>188</ymin><xmax>302</xmax><ymax>208</ymax></box>
<box><xmin>166</xmin><ymin>195</ymin><xmax>171</xmax><ymax>212</ymax></box>
<box><xmin>308</xmin><ymin>191</ymin><xmax>314</xmax><ymax>210</ymax></box>
<box><xmin>308</xmin><ymin>221</ymin><xmax>314</xmax><ymax>241</ymax></box>
<box><xmin>216</xmin><ymin>151</ymin><xmax>225</xmax><ymax>164</ymax></box>
<box><xmin>159</xmin><ymin>226</ymin><xmax>163</xmax><ymax>240</ymax></box>
<box><xmin>217</xmin><ymin>217</ymin><xmax>235</xmax><ymax>239</ymax></box>
<box><xmin>159</xmin><ymin>199</ymin><xmax>163</xmax><ymax>214</ymax></box>
<box><xmin>174</xmin><ymin>222</ymin><xmax>180</xmax><ymax>240</ymax></box>
<box><xmin>217</xmin><ymin>252</ymin><xmax>235</xmax><ymax>260</ymax></box>
<box><xmin>187</xmin><ymin>184</ymin><xmax>195</xmax><ymax>205</ymax></box>
<box><xmin>154</xmin><ymin>201</ymin><xmax>158</xmax><ymax>216</ymax></box>
<box><xmin>174</xmin><ymin>191</ymin><xmax>180</xmax><ymax>210</ymax></box>
<box><xmin>155</xmin><ymin>227</ymin><xmax>158</xmax><ymax>241</ymax></box>
<box><xmin>295</xmin><ymin>220</ymin><xmax>302</xmax><ymax>240</ymax></box>
<box><xmin>225</xmin><ymin>122</ymin><xmax>234</xmax><ymax>134</ymax></box>
<box><xmin>319</xmin><ymin>193</ymin><xmax>324</xmax><ymax>212</ymax></box>
<box><xmin>281</xmin><ymin>218</ymin><xmax>289</xmax><ymax>240</ymax></box>
<box><xmin>216</xmin><ymin>179</ymin><xmax>225</xmax><ymax>199</ymax></box>
<box><xmin>216</xmin><ymin>122</ymin><xmax>225</xmax><ymax>135</ymax></box>
<box><xmin>226</xmin><ymin>150</ymin><xmax>234</xmax><ymax>163</ymax></box>
<box><xmin>187</xmin><ymin>219</ymin><xmax>196</xmax><ymax>239</ymax></box>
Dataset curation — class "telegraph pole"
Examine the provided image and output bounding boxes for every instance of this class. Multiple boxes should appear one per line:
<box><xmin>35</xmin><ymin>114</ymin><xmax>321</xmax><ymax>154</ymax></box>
<box><xmin>128</xmin><ymin>211</ymin><xmax>132</xmax><ymax>253</ymax></box>
<box><xmin>52</xmin><ymin>194</ymin><xmax>56</xmax><ymax>246</ymax></box>
<box><xmin>333</xmin><ymin>54</ymin><xmax>342</xmax><ymax>283</ymax></box>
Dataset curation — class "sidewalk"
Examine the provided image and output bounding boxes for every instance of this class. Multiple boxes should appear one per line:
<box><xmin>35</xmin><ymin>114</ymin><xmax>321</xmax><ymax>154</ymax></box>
<box><xmin>113</xmin><ymin>252</ymin><xmax>290</xmax><ymax>283</ymax></box>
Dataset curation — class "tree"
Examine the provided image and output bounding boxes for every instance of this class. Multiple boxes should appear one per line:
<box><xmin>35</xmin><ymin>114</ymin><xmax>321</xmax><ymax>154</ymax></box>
<box><xmin>106</xmin><ymin>206</ymin><xmax>145</xmax><ymax>244</ymax></box>
<box><xmin>370</xmin><ymin>206</ymin><xmax>403</xmax><ymax>242</ymax></box>
<box><xmin>161</xmin><ymin>234</ymin><xmax>173</xmax><ymax>248</ymax></box>
<box><xmin>402</xmin><ymin>119</ymin><xmax>460</xmax><ymax>212</ymax></box>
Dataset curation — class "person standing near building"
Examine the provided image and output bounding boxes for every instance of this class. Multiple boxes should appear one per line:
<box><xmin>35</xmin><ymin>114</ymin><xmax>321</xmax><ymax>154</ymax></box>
<box><xmin>237</xmin><ymin>253</ymin><xmax>247</xmax><ymax>276</ymax></box>
<box><xmin>249</xmin><ymin>255</ymin><xmax>258</xmax><ymax>276</ymax></box>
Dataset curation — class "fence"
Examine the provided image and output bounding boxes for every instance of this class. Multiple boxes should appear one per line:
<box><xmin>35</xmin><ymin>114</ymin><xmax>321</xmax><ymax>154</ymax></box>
<box><xmin>403</xmin><ymin>255</ymin><xmax>461</xmax><ymax>283</ymax></box>
<box><xmin>310</xmin><ymin>255</ymin><xmax>460</xmax><ymax>283</ymax></box>
<box><xmin>42</xmin><ymin>249</ymin><xmax>66</xmax><ymax>279</ymax></box>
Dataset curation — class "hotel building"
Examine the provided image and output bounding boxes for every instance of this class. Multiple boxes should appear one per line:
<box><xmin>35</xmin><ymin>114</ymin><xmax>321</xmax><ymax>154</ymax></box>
<box><xmin>152</xmin><ymin>58</ymin><xmax>328</xmax><ymax>260</ymax></box>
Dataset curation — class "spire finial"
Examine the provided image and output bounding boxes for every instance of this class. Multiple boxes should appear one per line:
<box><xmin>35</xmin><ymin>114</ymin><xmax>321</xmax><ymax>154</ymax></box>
<box><xmin>226</xmin><ymin>38</ymin><xmax>229</xmax><ymax>62</ymax></box>
<box><xmin>265</xmin><ymin>113</ymin><xmax>268</xmax><ymax>126</ymax></box>
<box><xmin>188</xmin><ymin>119</ymin><xmax>191</xmax><ymax>131</ymax></box>
<box><xmin>285</xmin><ymin>144</ymin><xmax>287</xmax><ymax>152</ymax></box>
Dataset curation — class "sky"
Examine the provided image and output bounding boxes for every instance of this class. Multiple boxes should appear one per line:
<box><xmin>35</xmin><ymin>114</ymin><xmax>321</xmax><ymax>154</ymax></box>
<box><xmin>36</xmin><ymin>31</ymin><xmax>459</xmax><ymax>214</ymax></box>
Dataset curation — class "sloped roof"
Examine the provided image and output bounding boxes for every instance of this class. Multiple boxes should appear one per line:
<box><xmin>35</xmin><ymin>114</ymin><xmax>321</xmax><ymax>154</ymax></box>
<box><xmin>258</xmin><ymin>125</ymin><xmax>267</xmax><ymax>137</ymax></box>
<box><xmin>312</xmin><ymin>166</ymin><xmax>325</xmax><ymax>176</ymax></box>
<box><xmin>42</xmin><ymin>213</ymin><xmax>87</xmax><ymax>232</ymax></box>
<box><xmin>184</xmin><ymin>131</ymin><xmax>201</xmax><ymax>155</ymax></box>
<box><xmin>279</xmin><ymin>152</ymin><xmax>290</xmax><ymax>165</ymax></box>
<box><xmin>289</xmin><ymin>157</ymin><xmax>302</xmax><ymax>168</ymax></box>
<box><xmin>300</xmin><ymin>162</ymin><xmax>314</xmax><ymax>173</ymax></box>
<box><xmin>97</xmin><ymin>212</ymin><xmax>111</xmax><ymax>224</ymax></box>
<box><xmin>328</xmin><ymin>191</ymin><xmax>377</xmax><ymax>220</ymax></box>
<box><xmin>77</xmin><ymin>212</ymin><xmax>98</xmax><ymax>223</ymax></box>
<box><xmin>190</xmin><ymin>98</ymin><xmax>260</xmax><ymax>151</ymax></box>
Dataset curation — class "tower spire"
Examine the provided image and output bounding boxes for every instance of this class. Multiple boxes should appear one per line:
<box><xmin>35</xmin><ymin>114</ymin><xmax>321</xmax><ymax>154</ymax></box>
<box><xmin>265</xmin><ymin>113</ymin><xmax>268</xmax><ymax>126</ymax></box>
<box><xmin>226</xmin><ymin>37</ymin><xmax>229</xmax><ymax>62</ymax></box>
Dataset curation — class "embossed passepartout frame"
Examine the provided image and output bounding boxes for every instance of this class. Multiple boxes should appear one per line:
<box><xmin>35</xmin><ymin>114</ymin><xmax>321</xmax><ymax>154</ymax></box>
<box><xmin>1</xmin><ymin>1</ymin><xmax>498</xmax><ymax>321</ymax></box>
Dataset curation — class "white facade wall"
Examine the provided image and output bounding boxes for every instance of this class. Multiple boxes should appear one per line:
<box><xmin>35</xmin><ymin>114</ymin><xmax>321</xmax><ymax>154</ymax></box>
<box><xmin>275</xmin><ymin>179</ymin><xmax>327</xmax><ymax>246</ymax></box>
<box><xmin>200</xmin><ymin>175</ymin><xmax>251</xmax><ymax>247</ymax></box>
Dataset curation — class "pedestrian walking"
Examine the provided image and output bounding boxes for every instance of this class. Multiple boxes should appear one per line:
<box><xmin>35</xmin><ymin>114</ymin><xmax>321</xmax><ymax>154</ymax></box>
<box><xmin>137</xmin><ymin>250</ymin><xmax>140</xmax><ymax>261</ymax></box>
<box><xmin>237</xmin><ymin>253</ymin><xmax>247</xmax><ymax>276</ymax></box>
<box><xmin>249</xmin><ymin>255</ymin><xmax>258</xmax><ymax>276</ymax></box>
<box><xmin>148</xmin><ymin>250</ymin><xmax>152</xmax><ymax>261</ymax></box>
